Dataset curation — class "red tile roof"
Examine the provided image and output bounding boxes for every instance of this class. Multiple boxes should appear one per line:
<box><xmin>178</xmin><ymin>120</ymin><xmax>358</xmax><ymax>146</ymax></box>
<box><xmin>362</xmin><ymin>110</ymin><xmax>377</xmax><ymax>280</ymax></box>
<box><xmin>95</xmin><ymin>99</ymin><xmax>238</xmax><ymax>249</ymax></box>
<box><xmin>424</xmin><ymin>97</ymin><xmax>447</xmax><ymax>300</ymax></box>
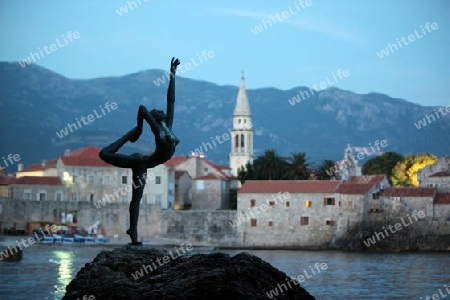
<box><xmin>59</xmin><ymin>146</ymin><xmax>111</xmax><ymax>167</ymax></box>
<box><xmin>20</xmin><ymin>159</ymin><xmax>57</xmax><ymax>172</ymax></box>
<box><xmin>429</xmin><ymin>171</ymin><xmax>450</xmax><ymax>177</ymax></box>
<box><xmin>206</xmin><ymin>161</ymin><xmax>231</xmax><ymax>170</ymax></box>
<box><xmin>435</xmin><ymin>193</ymin><xmax>450</xmax><ymax>205</ymax></box>
<box><xmin>194</xmin><ymin>173</ymin><xmax>225</xmax><ymax>180</ymax></box>
<box><xmin>10</xmin><ymin>176</ymin><xmax>63</xmax><ymax>186</ymax></box>
<box><xmin>380</xmin><ymin>187</ymin><xmax>436</xmax><ymax>198</ymax></box>
<box><xmin>0</xmin><ymin>176</ymin><xmax>17</xmax><ymax>185</ymax></box>
<box><xmin>164</xmin><ymin>156</ymin><xmax>188</xmax><ymax>167</ymax></box>
<box><xmin>239</xmin><ymin>180</ymin><xmax>341</xmax><ymax>193</ymax></box>
<box><xmin>69</xmin><ymin>146</ymin><xmax>102</xmax><ymax>157</ymax></box>
<box><xmin>335</xmin><ymin>183</ymin><xmax>374</xmax><ymax>194</ymax></box>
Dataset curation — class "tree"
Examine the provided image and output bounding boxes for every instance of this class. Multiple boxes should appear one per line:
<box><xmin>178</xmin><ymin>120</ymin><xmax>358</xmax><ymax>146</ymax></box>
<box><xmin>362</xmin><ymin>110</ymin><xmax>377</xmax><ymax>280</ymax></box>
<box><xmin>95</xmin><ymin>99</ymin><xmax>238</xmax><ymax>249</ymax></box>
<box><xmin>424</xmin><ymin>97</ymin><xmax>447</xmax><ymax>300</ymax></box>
<box><xmin>237</xmin><ymin>161</ymin><xmax>256</xmax><ymax>184</ymax></box>
<box><xmin>253</xmin><ymin>149</ymin><xmax>287</xmax><ymax>180</ymax></box>
<box><xmin>316</xmin><ymin>159</ymin><xmax>337</xmax><ymax>180</ymax></box>
<box><xmin>229</xmin><ymin>189</ymin><xmax>238</xmax><ymax>209</ymax></box>
<box><xmin>362</xmin><ymin>152</ymin><xmax>404</xmax><ymax>184</ymax></box>
<box><xmin>286</xmin><ymin>152</ymin><xmax>311</xmax><ymax>180</ymax></box>
<box><xmin>391</xmin><ymin>153</ymin><xmax>437</xmax><ymax>186</ymax></box>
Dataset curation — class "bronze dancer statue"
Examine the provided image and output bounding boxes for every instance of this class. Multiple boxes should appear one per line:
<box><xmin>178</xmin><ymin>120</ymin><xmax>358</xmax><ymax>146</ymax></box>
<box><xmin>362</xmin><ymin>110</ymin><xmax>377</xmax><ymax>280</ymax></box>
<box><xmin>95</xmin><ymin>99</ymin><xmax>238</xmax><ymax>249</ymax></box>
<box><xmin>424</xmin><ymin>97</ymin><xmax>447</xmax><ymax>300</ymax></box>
<box><xmin>99</xmin><ymin>57</ymin><xmax>180</xmax><ymax>245</ymax></box>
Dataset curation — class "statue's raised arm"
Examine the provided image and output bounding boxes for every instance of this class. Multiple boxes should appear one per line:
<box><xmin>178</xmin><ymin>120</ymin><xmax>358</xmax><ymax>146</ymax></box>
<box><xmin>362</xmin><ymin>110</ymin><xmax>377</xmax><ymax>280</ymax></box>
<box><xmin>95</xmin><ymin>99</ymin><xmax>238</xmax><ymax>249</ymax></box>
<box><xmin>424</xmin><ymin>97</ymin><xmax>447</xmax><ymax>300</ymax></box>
<box><xmin>166</xmin><ymin>57</ymin><xmax>180</xmax><ymax>129</ymax></box>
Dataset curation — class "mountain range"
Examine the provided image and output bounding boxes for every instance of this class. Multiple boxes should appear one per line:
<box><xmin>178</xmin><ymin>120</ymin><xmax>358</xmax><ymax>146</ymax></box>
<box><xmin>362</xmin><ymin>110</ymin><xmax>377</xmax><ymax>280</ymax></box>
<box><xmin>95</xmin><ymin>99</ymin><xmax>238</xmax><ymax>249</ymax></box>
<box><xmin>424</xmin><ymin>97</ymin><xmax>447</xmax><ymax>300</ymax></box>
<box><xmin>0</xmin><ymin>61</ymin><xmax>449</xmax><ymax>173</ymax></box>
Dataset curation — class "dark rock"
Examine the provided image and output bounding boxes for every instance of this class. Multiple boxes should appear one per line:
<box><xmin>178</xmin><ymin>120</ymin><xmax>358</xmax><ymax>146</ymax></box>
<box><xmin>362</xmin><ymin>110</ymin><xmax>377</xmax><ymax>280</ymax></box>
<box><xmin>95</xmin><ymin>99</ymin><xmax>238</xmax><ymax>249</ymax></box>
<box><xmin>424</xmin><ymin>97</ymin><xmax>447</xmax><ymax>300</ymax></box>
<box><xmin>63</xmin><ymin>245</ymin><xmax>315</xmax><ymax>300</ymax></box>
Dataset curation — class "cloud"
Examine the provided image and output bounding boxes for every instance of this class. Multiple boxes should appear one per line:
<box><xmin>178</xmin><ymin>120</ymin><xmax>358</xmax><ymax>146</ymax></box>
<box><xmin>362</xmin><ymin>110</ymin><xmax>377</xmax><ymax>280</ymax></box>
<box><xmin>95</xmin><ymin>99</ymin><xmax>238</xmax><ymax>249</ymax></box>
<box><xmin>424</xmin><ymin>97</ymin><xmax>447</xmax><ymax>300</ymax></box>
<box><xmin>216</xmin><ymin>8</ymin><xmax>366</xmax><ymax>44</ymax></box>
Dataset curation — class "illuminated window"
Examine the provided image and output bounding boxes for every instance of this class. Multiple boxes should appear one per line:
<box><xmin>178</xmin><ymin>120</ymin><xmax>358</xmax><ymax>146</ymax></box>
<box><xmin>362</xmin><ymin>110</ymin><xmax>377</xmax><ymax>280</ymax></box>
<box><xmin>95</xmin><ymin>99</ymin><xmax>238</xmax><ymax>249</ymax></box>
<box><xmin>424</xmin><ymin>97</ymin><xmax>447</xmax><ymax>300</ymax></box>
<box><xmin>250</xmin><ymin>199</ymin><xmax>256</xmax><ymax>207</ymax></box>
<box><xmin>300</xmin><ymin>217</ymin><xmax>309</xmax><ymax>226</ymax></box>
<box><xmin>251</xmin><ymin>219</ymin><xmax>257</xmax><ymax>227</ymax></box>
<box><xmin>305</xmin><ymin>200</ymin><xmax>312</xmax><ymax>207</ymax></box>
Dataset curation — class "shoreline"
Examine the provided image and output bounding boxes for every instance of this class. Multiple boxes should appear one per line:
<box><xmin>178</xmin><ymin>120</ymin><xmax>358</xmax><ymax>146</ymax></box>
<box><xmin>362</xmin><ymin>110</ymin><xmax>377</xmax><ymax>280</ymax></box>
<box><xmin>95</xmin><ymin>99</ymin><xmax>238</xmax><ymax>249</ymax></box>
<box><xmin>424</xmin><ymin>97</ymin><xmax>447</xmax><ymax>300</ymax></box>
<box><xmin>2</xmin><ymin>235</ymin><xmax>448</xmax><ymax>253</ymax></box>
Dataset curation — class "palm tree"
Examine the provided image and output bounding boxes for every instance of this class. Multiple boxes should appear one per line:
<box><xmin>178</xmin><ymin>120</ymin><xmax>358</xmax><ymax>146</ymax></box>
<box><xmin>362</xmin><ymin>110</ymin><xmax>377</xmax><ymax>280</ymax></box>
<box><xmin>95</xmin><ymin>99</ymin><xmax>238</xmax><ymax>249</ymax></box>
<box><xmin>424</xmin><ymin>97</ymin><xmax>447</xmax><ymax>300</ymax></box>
<box><xmin>286</xmin><ymin>152</ymin><xmax>311</xmax><ymax>180</ymax></box>
<box><xmin>316</xmin><ymin>159</ymin><xmax>336</xmax><ymax>180</ymax></box>
<box><xmin>253</xmin><ymin>149</ymin><xmax>287</xmax><ymax>180</ymax></box>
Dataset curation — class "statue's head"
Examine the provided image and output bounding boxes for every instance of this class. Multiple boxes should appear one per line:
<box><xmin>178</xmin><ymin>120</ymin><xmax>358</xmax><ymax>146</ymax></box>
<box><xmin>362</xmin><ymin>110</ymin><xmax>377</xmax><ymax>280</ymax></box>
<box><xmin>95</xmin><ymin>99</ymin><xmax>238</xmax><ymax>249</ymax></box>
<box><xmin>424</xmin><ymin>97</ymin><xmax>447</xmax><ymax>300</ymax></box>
<box><xmin>150</xmin><ymin>109</ymin><xmax>167</xmax><ymax>123</ymax></box>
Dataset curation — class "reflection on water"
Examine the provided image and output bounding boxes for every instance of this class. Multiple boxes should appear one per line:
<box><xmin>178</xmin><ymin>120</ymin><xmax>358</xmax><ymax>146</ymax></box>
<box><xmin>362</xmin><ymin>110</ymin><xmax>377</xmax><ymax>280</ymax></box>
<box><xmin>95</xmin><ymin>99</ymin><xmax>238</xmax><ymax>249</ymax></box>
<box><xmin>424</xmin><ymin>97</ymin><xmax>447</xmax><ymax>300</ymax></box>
<box><xmin>0</xmin><ymin>244</ymin><xmax>449</xmax><ymax>300</ymax></box>
<box><xmin>50</xmin><ymin>251</ymin><xmax>74</xmax><ymax>299</ymax></box>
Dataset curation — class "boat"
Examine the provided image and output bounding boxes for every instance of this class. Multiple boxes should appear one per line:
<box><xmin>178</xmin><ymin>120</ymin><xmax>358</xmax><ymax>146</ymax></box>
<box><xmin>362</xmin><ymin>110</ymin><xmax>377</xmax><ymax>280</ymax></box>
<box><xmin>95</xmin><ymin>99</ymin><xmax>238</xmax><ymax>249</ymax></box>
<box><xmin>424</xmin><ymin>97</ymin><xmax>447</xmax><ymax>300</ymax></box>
<box><xmin>53</xmin><ymin>235</ymin><xmax>63</xmax><ymax>242</ymax></box>
<box><xmin>40</xmin><ymin>236</ymin><xmax>54</xmax><ymax>243</ymax></box>
<box><xmin>73</xmin><ymin>234</ymin><xmax>85</xmax><ymax>243</ymax></box>
<box><xmin>84</xmin><ymin>237</ymin><xmax>95</xmax><ymax>243</ymax></box>
<box><xmin>63</xmin><ymin>237</ymin><xmax>74</xmax><ymax>243</ymax></box>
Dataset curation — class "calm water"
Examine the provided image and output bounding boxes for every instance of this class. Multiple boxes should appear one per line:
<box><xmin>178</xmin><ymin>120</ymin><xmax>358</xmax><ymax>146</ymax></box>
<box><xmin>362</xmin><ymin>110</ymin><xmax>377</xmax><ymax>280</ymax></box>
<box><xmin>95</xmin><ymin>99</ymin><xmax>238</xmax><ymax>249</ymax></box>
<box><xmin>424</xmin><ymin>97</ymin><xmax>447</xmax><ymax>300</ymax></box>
<box><xmin>0</xmin><ymin>242</ymin><xmax>449</xmax><ymax>300</ymax></box>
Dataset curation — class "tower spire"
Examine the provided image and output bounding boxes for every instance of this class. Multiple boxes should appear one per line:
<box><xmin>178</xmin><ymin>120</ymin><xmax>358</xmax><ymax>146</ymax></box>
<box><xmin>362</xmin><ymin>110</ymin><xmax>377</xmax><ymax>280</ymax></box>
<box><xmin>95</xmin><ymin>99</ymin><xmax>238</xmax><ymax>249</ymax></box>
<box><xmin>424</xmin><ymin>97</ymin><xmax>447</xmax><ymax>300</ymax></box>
<box><xmin>234</xmin><ymin>72</ymin><xmax>251</xmax><ymax>116</ymax></box>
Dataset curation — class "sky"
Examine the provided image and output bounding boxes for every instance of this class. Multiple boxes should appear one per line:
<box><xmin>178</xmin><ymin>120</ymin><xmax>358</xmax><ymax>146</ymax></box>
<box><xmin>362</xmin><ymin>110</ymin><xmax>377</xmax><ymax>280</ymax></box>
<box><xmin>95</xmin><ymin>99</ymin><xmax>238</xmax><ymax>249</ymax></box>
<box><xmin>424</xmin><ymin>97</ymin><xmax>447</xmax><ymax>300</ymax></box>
<box><xmin>0</xmin><ymin>0</ymin><xmax>449</xmax><ymax>106</ymax></box>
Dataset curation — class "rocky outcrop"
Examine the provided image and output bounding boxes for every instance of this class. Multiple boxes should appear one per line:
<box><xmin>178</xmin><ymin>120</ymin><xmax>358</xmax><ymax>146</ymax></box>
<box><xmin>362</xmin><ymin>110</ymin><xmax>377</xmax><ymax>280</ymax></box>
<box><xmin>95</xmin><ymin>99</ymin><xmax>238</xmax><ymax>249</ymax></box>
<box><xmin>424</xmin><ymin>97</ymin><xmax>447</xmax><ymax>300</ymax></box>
<box><xmin>63</xmin><ymin>245</ymin><xmax>315</xmax><ymax>300</ymax></box>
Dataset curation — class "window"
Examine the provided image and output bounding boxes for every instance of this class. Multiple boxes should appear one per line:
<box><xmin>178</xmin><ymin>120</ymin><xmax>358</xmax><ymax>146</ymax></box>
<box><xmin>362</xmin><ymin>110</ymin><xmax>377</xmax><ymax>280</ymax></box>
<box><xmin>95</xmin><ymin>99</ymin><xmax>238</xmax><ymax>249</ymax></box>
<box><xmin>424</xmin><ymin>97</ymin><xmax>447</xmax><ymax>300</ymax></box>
<box><xmin>326</xmin><ymin>220</ymin><xmax>335</xmax><ymax>226</ymax></box>
<box><xmin>88</xmin><ymin>175</ymin><xmax>94</xmax><ymax>184</ymax></box>
<box><xmin>72</xmin><ymin>194</ymin><xmax>77</xmax><ymax>201</ymax></box>
<box><xmin>240</xmin><ymin>134</ymin><xmax>245</xmax><ymax>147</ymax></box>
<box><xmin>122</xmin><ymin>176</ymin><xmax>127</xmax><ymax>184</ymax></box>
<box><xmin>268</xmin><ymin>221</ymin><xmax>273</xmax><ymax>227</ymax></box>
<box><xmin>121</xmin><ymin>196</ymin><xmax>127</xmax><ymax>203</ymax></box>
<box><xmin>196</xmin><ymin>180</ymin><xmax>204</xmax><ymax>190</ymax></box>
<box><xmin>372</xmin><ymin>193</ymin><xmax>380</xmax><ymax>200</ymax></box>
<box><xmin>286</xmin><ymin>201</ymin><xmax>290</xmax><ymax>208</ymax></box>
<box><xmin>301</xmin><ymin>217</ymin><xmax>309</xmax><ymax>226</ymax></box>
<box><xmin>155</xmin><ymin>176</ymin><xmax>161</xmax><ymax>184</ymax></box>
<box><xmin>24</xmin><ymin>191</ymin><xmax>31</xmax><ymax>200</ymax></box>
<box><xmin>305</xmin><ymin>200</ymin><xmax>312</xmax><ymax>207</ymax></box>
<box><xmin>347</xmin><ymin>200</ymin><xmax>354</xmax><ymax>208</ymax></box>
<box><xmin>338</xmin><ymin>201</ymin><xmax>342</xmax><ymax>207</ymax></box>
<box><xmin>235</xmin><ymin>135</ymin><xmax>238</xmax><ymax>148</ymax></box>
<box><xmin>204</xmin><ymin>168</ymin><xmax>208</xmax><ymax>172</ymax></box>
<box><xmin>72</xmin><ymin>175</ymin><xmax>76</xmax><ymax>183</ymax></box>
<box><xmin>269</xmin><ymin>201</ymin><xmax>275</xmax><ymax>207</ymax></box>
<box><xmin>155</xmin><ymin>194</ymin><xmax>162</xmax><ymax>204</ymax></box>
<box><xmin>56</xmin><ymin>192</ymin><xmax>62</xmax><ymax>201</ymax></box>
<box><xmin>238</xmin><ymin>119</ymin><xmax>241</xmax><ymax>123</ymax></box>
<box><xmin>250</xmin><ymin>219</ymin><xmax>257</xmax><ymax>227</ymax></box>
<box><xmin>38</xmin><ymin>193</ymin><xmax>46</xmax><ymax>201</ymax></box>
<box><xmin>244</xmin><ymin>119</ymin><xmax>247</xmax><ymax>123</ymax></box>
<box><xmin>103</xmin><ymin>175</ymin><xmax>110</xmax><ymax>184</ymax></box>
<box><xmin>89</xmin><ymin>194</ymin><xmax>94</xmax><ymax>202</ymax></box>
<box><xmin>324</xmin><ymin>197</ymin><xmax>335</xmax><ymax>206</ymax></box>
<box><xmin>250</xmin><ymin>199</ymin><xmax>256</xmax><ymax>207</ymax></box>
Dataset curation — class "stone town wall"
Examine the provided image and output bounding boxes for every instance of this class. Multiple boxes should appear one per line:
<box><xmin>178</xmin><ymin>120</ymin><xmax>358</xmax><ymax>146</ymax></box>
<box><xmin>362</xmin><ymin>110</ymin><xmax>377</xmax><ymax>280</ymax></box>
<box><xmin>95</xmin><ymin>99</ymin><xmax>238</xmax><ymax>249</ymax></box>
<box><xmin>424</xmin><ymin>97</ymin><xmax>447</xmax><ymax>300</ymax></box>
<box><xmin>0</xmin><ymin>198</ymin><xmax>448</xmax><ymax>250</ymax></box>
<box><xmin>0</xmin><ymin>198</ymin><xmax>237</xmax><ymax>246</ymax></box>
